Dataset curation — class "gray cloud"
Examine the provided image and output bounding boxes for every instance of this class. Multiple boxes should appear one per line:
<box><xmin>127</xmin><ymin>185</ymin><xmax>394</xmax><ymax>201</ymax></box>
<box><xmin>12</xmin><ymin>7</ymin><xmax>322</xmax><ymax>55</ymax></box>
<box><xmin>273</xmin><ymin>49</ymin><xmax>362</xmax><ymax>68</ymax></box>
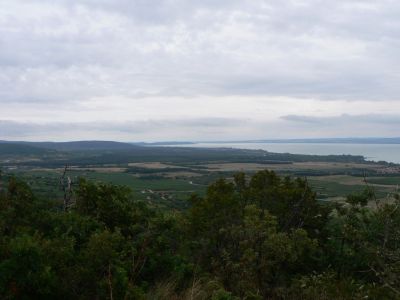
<box><xmin>1</xmin><ymin>0</ymin><xmax>400</xmax><ymax>103</ymax></box>
<box><xmin>279</xmin><ymin>114</ymin><xmax>400</xmax><ymax>138</ymax></box>
<box><xmin>282</xmin><ymin>114</ymin><xmax>400</xmax><ymax>125</ymax></box>
<box><xmin>2</xmin><ymin>114</ymin><xmax>399</xmax><ymax>142</ymax></box>
<box><xmin>1</xmin><ymin>1</ymin><xmax>400</xmax><ymax>140</ymax></box>
<box><xmin>0</xmin><ymin>118</ymin><xmax>248</xmax><ymax>141</ymax></box>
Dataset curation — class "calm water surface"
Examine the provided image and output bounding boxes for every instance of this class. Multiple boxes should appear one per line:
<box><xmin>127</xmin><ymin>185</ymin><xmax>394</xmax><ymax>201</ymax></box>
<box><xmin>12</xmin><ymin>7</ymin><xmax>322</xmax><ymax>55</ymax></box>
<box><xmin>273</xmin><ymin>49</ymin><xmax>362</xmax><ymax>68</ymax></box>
<box><xmin>181</xmin><ymin>143</ymin><xmax>400</xmax><ymax>164</ymax></box>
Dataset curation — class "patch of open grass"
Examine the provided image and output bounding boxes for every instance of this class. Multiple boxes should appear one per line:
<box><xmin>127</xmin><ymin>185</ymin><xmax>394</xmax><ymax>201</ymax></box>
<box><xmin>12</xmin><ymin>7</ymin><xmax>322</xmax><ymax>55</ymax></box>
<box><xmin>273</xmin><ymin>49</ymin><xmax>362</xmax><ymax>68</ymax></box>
<box><xmin>367</xmin><ymin>177</ymin><xmax>400</xmax><ymax>186</ymax></box>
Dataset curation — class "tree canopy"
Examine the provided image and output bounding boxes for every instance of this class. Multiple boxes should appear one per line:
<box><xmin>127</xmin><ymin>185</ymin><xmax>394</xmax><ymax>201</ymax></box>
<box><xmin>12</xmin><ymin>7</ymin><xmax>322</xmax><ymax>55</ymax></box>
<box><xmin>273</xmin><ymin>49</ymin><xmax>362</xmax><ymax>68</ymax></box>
<box><xmin>0</xmin><ymin>170</ymin><xmax>399</xmax><ymax>299</ymax></box>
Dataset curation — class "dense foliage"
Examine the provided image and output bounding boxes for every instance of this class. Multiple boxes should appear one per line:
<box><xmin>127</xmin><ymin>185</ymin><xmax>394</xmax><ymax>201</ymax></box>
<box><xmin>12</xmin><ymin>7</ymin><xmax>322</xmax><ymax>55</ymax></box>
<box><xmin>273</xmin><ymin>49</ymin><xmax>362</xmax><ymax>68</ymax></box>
<box><xmin>0</xmin><ymin>170</ymin><xmax>399</xmax><ymax>299</ymax></box>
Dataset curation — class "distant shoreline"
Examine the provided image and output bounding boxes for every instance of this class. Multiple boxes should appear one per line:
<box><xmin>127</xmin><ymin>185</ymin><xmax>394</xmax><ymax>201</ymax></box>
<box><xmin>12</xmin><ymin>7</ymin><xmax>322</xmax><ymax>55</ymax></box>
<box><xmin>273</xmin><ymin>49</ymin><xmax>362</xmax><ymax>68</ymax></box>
<box><xmin>159</xmin><ymin>141</ymin><xmax>400</xmax><ymax>164</ymax></box>
<box><xmin>144</xmin><ymin>137</ymin><xmax>400</xmax><ymax>146</ymax></box>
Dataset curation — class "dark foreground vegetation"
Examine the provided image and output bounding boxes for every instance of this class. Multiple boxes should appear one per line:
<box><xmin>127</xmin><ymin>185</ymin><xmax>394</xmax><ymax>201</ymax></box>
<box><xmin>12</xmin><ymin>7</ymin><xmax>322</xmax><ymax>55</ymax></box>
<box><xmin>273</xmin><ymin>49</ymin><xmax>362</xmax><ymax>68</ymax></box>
<box><xmin>0</xmin><ymin>169</ymin><xmax>399</xmax><ymax>299</ymax></box>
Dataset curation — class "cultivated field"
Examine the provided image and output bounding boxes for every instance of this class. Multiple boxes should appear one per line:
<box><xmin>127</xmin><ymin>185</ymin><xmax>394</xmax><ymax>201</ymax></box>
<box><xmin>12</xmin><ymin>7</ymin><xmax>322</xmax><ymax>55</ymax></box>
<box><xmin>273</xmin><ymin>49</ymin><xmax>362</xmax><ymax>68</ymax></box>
<box><xmin>2</xmin><ymin>142</ymin><xmax>399</xmax><ymax>208</ymax></box>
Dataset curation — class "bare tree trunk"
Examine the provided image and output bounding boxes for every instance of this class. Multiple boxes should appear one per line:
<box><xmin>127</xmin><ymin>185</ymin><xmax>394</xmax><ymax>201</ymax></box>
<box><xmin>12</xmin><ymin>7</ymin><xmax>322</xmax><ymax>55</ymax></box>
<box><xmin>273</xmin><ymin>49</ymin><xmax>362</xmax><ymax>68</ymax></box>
<box><xmin>108</xmin><ymin>263</ymin><xmax>114</xmax><ymax>300</ymax></box>
<box><xmin>60</xmin><ymin>165</ymin><xmax>74</xmax><ymax>211</ymax></box>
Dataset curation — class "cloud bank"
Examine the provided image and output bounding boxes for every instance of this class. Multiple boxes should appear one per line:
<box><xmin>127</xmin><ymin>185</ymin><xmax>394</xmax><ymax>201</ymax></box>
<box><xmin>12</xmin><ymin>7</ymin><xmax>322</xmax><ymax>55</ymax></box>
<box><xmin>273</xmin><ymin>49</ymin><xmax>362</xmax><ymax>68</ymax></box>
<box><xmin>1</xmin><ymin>0</ymin><xmax>399</xmax><ymax>140</ymax></box>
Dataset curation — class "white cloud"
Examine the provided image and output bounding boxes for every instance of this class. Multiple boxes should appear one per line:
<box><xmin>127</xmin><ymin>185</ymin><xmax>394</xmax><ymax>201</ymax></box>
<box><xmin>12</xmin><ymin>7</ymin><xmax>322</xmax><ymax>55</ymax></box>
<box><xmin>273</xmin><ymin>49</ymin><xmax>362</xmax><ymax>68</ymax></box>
<box><xmin>1</xmin><ymin>0</ymin><xmax>399</xmax><ymax>140</ymax></box>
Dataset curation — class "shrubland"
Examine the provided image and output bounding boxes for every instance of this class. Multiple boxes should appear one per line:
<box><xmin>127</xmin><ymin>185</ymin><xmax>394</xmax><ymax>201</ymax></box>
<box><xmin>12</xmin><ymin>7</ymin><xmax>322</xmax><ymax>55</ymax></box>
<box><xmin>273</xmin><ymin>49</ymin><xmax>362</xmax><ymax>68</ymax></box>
<box><xmin>0</xmin><ymin>170</ymin><xmax>399</xmax><ymax>299</ymax></box>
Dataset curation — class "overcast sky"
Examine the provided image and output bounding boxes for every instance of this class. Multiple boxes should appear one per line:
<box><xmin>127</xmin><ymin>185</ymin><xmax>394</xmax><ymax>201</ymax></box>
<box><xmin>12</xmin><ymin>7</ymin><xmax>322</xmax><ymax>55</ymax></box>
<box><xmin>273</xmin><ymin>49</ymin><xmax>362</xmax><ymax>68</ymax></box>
<box><xmin>1</xmin><ymin>0</ymin><xmax>400</xmax><ymax>141</ymax></box>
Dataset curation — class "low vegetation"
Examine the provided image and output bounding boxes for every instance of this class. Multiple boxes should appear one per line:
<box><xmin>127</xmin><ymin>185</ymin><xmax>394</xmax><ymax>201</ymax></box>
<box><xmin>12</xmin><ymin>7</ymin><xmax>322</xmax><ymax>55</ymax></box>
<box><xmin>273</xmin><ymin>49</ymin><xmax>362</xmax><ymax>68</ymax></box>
<box><xmin>2</xmin><ymin>142</ymin><xmax>399</xmax><ymax>209</ymax></box>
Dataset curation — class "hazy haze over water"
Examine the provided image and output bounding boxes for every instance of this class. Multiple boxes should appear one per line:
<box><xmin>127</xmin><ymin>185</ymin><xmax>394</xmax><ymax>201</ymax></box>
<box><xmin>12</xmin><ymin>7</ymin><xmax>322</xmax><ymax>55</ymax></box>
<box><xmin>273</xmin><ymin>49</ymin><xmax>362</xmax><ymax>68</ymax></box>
<box><xmin>174</xmin><ymin>143</ymin><xmax>400</xmax><ymax>164</ymax></box>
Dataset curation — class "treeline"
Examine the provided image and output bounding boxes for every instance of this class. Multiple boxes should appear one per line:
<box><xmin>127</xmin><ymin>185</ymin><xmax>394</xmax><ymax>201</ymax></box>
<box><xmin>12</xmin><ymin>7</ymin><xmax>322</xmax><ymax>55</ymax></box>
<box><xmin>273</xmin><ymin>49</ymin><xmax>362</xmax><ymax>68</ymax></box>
<box><xmin>0</xmin><ymin>170</ymin><xmax>399</xmax><ymax>299</ymax></box>
<box><xmin>0</xmin><ymin>142</ymin><xmax>370</xmax><ymax>170</ymax></box>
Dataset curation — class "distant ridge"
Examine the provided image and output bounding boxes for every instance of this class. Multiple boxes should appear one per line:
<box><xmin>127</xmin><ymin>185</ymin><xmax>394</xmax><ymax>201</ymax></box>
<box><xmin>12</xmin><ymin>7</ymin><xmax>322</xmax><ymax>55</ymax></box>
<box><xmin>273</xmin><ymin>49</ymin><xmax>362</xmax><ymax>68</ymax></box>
<box><xmin>1</xmin><ymin>137</ymin><xmax>399</xmax><ymax>153</ymax></box>
<box><xmin>0</xmin><ymin>143</ymin><xmax>54</xmax><ymax>155</ymax></box>
<box><xmin>0</xmin><ymin>140</ymin><xmax>140</xmax><ymax>151</ymax></box>
<box><xmin>134</xmin><ymin>141</ymin><xmax>196</xmax><ymax>146</ymax></box>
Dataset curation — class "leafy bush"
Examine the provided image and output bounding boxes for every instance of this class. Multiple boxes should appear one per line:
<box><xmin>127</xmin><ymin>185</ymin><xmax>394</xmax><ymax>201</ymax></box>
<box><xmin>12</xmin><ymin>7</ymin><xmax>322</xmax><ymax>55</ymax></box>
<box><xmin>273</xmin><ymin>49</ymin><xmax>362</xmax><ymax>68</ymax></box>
<box><xmin>0</xmin><ymin>170</ymin><xmax>399</xmax><ymax>299</ymax></box>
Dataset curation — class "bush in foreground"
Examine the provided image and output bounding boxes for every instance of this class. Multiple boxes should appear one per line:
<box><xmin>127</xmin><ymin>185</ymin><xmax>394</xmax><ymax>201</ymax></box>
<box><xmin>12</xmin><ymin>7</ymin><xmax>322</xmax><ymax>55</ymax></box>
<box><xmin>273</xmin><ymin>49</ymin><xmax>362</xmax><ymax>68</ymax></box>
<box><xmin>0</xmin><ymin>171</ymin><xmax>399</xmax><ymax>299</ymax></box>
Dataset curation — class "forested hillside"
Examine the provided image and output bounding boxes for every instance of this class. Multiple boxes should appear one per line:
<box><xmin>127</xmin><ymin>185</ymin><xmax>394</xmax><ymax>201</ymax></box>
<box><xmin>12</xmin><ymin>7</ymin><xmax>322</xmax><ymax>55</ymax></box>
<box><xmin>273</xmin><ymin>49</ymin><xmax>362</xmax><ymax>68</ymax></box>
<box><xmin>0</xmin><ymin>170</ymin><xmax>399</xmax><ymax>299</ymax></box>
<box><xmin>0</xmin><ymin>141</ymin><xmax>369</xmax><ymax>167</ymax></box>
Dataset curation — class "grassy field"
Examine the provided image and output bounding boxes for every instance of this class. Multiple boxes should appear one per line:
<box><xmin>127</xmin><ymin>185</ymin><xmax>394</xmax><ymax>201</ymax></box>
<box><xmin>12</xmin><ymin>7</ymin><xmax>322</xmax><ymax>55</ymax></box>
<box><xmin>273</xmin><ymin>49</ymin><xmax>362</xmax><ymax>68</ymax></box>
<box><xmin>308</xmin><ymin>175</ymin><xmax>397</xmax><ymax>200</ymax></box>
<box><xmin>2</xmin><ymin>144</ymin><xmax>399</xmax><ymax>208</ymax></box>
<box><xmin>367</xmin><ymin>177</ymin><xmax>400</xmax><ymax>186</ymax></box>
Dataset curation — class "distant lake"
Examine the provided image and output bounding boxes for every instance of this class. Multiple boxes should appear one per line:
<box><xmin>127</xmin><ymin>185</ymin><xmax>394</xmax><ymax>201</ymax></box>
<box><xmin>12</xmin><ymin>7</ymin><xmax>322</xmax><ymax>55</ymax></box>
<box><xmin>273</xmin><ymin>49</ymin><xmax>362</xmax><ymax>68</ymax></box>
<box><xmin>174</xmin><ymin>143</ymin><xmax>400</xmax><ymax>164</ymax></box>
